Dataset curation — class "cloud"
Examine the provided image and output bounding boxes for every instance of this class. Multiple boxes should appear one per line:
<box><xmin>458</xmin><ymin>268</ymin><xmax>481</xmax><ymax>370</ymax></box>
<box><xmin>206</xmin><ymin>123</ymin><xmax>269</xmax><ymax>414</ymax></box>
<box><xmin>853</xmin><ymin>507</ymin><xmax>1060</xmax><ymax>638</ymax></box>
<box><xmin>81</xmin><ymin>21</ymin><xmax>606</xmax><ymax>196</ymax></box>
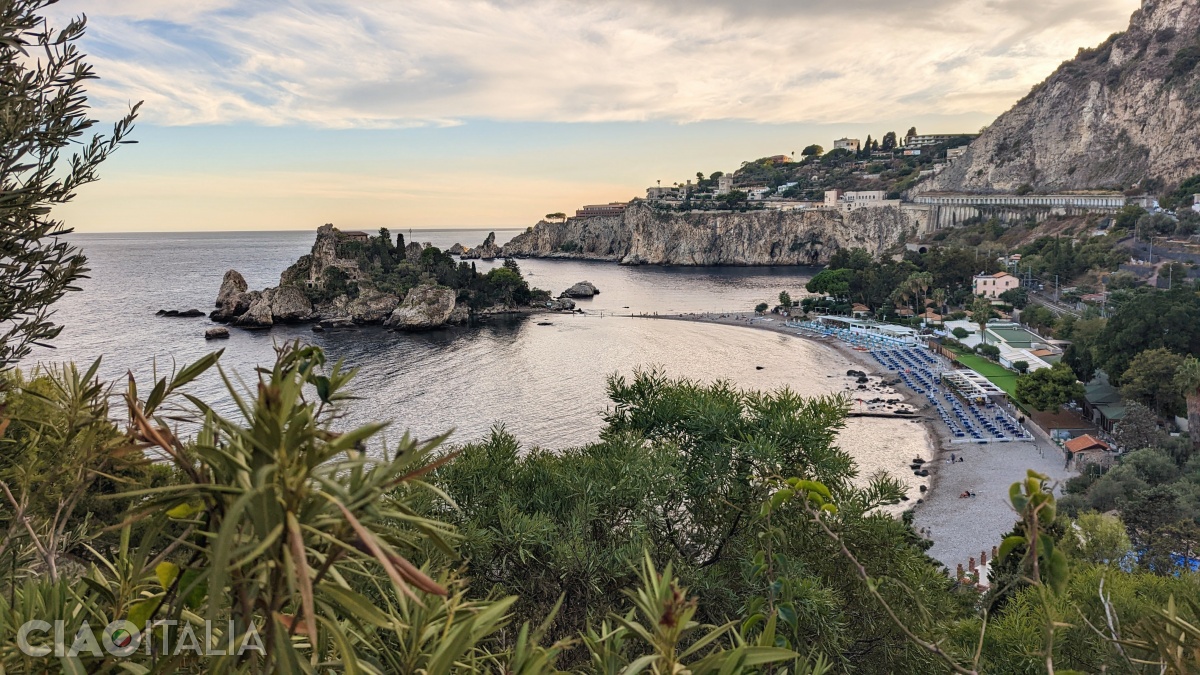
<box><xmin>50</xmin><ymin>0</ymin><xmax>1137</xmax><ymax>128</ymax></box>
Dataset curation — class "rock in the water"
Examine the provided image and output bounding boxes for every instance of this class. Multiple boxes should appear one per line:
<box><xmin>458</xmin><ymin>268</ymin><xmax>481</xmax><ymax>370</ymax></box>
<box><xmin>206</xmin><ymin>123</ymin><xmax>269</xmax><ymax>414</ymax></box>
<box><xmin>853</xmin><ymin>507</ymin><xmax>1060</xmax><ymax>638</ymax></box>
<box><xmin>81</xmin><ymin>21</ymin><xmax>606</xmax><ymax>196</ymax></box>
<box><xmin>215</xmin><ymin>270</ymin><xmax>248</xmax><ymax>307</ymax></box>
<box><xmin>385</xmin><ymin>284</ymin><xmax>468</xmax><ymax>330</ymax></box>
<box><xmin>158</xmin><ymin>309</ymin><xmax>205</xmax><ymax>318</ymax></box>
<box><xmin>270</xmin><ymin>285</ymin><xmax>312</xmax><ymax>323</ymax></box>
<box><xmin>211</xmin><ymin>291</ymin><xmax>254</xmax><ymax>322</ymax></box>
<box><xmin>316</xmin><ymin>317</ymin><xmax>357</xmax><ymax>331</ymax></box>
<box><xmin>460</xmin><ymin>232</ymin><xmax>502</xmax><ymax>260</ymax></box>
<box><xmin>448</xmin><ymin>243</ymin><xmax>465</xmax><ymax>255</ymax></box>
<box><xmin>205</xmin><ymin>327</ymin><xmax>230</xmax><ymax>340</ymax></box>
<box><xmin>234</xmin><ymin>290</ymin><xmax>273</xmax><ymax>327</ymax></box>
<box><xmin>546</xmin><ymin>297</ymin><xmax>576</xmax><ymax>311</ymax></box>
<box><xmin>559</xmin><ymin>281</ymin><xmax>600</xmax><ymax>298</ymax></box>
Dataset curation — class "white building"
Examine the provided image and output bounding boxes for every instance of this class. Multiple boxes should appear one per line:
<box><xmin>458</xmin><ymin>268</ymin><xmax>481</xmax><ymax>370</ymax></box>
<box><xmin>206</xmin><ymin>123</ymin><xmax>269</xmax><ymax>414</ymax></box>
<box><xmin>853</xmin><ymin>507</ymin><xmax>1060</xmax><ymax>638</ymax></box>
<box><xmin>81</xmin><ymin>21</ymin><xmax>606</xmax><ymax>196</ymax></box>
<box><xmin>904</xmin><ymin>133</ymin><xmax>978</xmax><ymax>147</ymax></box>
<box><xmin>823</xmin><ymin>189</ymin><xmax>899</xmax><ymax>211</ymax></box>
<box><xmin>914</xmin><ymin>192</ymin><xmax>1127</xmax><ymax>210</ymax></box>
<box><xmin>833</xmin><ymin>138</ymin><xmax>861</xmax><ymax>153</ymax></box>
<box><xmin>716</xmin><ymin>174</ymin><xmax>734</xmax><ymax>195</ymax></box>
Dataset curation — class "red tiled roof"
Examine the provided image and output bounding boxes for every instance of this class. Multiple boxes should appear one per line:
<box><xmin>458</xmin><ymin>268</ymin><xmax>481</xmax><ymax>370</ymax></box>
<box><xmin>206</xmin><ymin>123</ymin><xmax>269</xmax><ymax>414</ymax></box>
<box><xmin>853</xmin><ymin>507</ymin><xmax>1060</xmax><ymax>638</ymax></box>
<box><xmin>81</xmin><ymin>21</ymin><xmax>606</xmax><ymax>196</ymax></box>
<box><xmin>1065</xmin><ymin>434</ymin><xmax>1109</xmax><ymax>454</ymax></box>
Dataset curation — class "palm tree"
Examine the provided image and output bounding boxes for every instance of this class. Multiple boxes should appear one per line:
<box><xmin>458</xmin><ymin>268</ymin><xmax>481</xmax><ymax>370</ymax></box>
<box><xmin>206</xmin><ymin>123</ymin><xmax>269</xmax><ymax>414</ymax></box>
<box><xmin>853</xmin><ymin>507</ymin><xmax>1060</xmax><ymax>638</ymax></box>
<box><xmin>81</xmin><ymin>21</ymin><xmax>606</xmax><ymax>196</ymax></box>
<box><xmin>971</xmin><ymin>296</ymin><xmax>995</xmax><ymax>346</ymax></box>
<box><xmin>1177</xmin><ymin>356</ymin><xmax>1200</xmax><ymax>456</ymax></box>
<box><xmin>932</xmin><ymin>288</ymin><xmax>947</xmax><ymax>315</ymax></box>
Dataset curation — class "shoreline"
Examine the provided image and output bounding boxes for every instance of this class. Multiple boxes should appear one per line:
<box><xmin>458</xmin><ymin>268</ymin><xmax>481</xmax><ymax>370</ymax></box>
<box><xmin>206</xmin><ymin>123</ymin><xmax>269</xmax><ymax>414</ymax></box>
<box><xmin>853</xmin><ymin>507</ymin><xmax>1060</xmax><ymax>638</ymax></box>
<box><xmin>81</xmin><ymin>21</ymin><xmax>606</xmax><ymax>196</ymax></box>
<box><xmin>638</xmin><ymin>312</ymin><xmax>1075</xmax><ymax>572</ymax></box>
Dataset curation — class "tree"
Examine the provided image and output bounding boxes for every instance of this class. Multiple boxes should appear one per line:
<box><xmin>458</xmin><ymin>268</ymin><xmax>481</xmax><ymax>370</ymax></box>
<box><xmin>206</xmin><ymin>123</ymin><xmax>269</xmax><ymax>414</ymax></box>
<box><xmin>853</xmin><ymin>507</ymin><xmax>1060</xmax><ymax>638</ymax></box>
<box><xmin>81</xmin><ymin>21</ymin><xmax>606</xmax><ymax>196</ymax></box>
<box><xmin>931</xmin><ymin>287</ymin><xmax>946</xmax><ymax>315</ymax></box>
<box><xmin>1013</xmin><ymin>360</ymin><xmax>1030</xmax><ymax>374</ymax></box>
<box><xmin>881</xmin><ymin>132</ymin><xmax>897</xmax><ymax>151</ymax></box>
<box><xmin>1112</xmin><ymin>401</ymin><xmax>1165</xmax><ymax>451</ymax></box>
<box><xmin>1120</xmin><ymin>348</ymin><xmax>1187</xmax><ymax>418</ymax></box>
<box><xmin>1177</xmin><ymin>356</ymin><xmax>1200</xmax><ymax>457</ymax></box>
<box><xmin>545</xmin><ymin>212</ymin><xmax>567</xmax><ymax>223</ymax></box>
<box><xmin>0</xmin><ymin>2</ymin><xmax>141</xmax><ymax>370</ymax></box>
<box><xmin>755</xmin><ymin>302</ymin><xmax>769</xmax><ymax>314</ymax></box>
<box><xmin>1060</xmin><ymin>512</ymin><xmax>1132</xmax><ymax>566</ymax></box>
<box><xmin>999</xmin><ymin>287</ymin><xmax>1028</xmax><ymax>309</ymax></box>
<box><xmin>1016</xmin><ymin>362</ymin><xmax>1084</xmax><ymax>411</ymax></box>
<box><xmin>1093</xmin><ymin>288</ymin><xmax>1200</xmax><ymax>384</ymax></box>
<box><xmin>905</xmin><ymin>126</ymin><xmax>917</xmax><ymax>139</ymax></box>
<box><xmin>778</xmin><ymin>291</ymin><xmax>792</xmax><ymax>309</ymax></box>
<box><xmin>952</xmin><ymin>327</ymin><xmax>970</xmax><ymax>339</ymax></box>
<box><xmin>970</xmin><ymin>296</ymin><xmax>995</xmax><ymax>345</ymax></box>
<box><xmin>862</xmin><ymin>134</ymin><xmax>873</xmax><ymax>158</ymax></box>
<box><xmin>800</xmin><ymin>144</ymin><xmax>823</xmax><ymax>157</ymax></box>
<box><xmin>805</xmin><ymin>268</ymin><xmax>854</xmax><ymax>300</ymax></box>
<box><xmin>1115</xmin><ymin>204</ymin><xmax>1148</xmax><ymax>231</ymax></box>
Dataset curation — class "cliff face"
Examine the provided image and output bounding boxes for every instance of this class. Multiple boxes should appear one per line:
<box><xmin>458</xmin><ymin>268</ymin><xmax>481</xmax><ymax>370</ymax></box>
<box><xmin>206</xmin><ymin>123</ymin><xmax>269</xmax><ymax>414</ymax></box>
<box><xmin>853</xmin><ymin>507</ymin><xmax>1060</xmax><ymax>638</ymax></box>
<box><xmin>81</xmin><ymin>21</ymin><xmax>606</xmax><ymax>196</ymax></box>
<box><xmin>502</xmin><ymin>203</ymin><xmax>923</xmax><ymax>265</ymax></box>
<box><xmin>923</xmin><ymin>0</ymin><xmax>1200</xmax><ymax>194</ymax></box>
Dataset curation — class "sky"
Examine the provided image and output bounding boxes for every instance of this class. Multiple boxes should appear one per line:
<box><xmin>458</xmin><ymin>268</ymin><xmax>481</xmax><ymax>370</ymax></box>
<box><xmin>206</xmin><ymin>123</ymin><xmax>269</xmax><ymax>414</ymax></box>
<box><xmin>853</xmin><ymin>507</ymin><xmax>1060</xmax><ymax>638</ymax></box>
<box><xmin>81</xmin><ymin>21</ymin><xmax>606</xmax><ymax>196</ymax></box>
<box><xmin>47</xmin><ymin>0</ymin><xmax>1141</xmax><ymax>233</ymax></box>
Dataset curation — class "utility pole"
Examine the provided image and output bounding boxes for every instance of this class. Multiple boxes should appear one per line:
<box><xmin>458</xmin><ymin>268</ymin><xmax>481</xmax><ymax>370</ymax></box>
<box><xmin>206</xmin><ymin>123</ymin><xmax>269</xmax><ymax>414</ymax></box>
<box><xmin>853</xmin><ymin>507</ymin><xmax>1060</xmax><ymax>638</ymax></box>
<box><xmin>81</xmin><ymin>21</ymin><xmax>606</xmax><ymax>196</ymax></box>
<box><xmin>1055</xmin><ymin>274</ymin><xmax>1059</xmax><ymax>303</ymax></box>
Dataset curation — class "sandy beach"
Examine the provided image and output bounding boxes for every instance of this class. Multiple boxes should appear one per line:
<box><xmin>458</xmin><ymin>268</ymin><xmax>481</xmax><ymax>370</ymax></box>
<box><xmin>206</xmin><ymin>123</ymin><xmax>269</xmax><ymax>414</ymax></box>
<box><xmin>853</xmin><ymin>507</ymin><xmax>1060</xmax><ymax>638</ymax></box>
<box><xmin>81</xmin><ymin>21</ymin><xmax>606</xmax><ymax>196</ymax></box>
<box><xmin>640</xmin><ymin>312</ymin><xmax>1076</xmax><ymax>572</ymax></box>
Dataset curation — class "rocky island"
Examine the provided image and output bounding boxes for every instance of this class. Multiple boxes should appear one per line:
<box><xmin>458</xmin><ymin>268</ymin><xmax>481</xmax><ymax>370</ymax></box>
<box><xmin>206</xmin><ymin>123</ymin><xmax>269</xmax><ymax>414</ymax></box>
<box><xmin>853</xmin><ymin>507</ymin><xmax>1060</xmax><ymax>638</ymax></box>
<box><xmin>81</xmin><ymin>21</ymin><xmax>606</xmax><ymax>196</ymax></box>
<box><xmin>500</xmin><ymin>201</ymin><xmax>923</xmax><ymax>266</ymax></box>
<box><xmin>210</xmin><ymin>224</ymin><xmax>561</xmax><ymax>331</ymax></box>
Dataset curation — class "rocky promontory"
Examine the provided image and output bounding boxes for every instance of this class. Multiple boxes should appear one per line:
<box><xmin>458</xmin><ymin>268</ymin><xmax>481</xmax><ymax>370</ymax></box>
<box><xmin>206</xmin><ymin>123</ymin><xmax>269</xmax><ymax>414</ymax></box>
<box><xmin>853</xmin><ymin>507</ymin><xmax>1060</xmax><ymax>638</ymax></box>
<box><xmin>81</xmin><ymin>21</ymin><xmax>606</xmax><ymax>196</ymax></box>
<box><xmin>501</xmin><ymin>202</ymin><xmax>922</xmax><ymax>265</ymax></box>
<box><xmin>210</xmin><ymin>224</ymin><xmax>561</xmax><ymax>332</ymax></box>
<box><xmin>921</xmin><ymin>0</ymin><xmax>1200</xmax><ymax>194</ymax></box>
<box><xmin>460</xmin><ymin>232</ymin><xmax>503</xmax><ymax>260</ymax></box>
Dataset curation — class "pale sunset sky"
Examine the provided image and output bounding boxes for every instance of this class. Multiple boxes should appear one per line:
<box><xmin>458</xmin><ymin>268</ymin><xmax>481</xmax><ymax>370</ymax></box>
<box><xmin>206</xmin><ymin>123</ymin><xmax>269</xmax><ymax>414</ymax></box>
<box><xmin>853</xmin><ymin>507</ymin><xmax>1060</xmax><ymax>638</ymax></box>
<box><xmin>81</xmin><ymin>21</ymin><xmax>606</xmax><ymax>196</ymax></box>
<box><xmin>51</xmin><ymin>0</ymin><xmax>1140</xmax><ymax>233</ymax></box>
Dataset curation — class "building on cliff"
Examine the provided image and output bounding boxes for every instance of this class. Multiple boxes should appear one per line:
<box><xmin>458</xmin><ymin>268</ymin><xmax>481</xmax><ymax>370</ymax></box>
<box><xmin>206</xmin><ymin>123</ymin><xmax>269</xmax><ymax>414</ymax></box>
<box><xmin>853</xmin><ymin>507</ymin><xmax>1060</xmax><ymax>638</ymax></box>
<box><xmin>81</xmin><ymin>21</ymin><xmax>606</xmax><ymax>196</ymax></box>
<box><xmin>913</xmin><ymin>192</ymin><xmax>1128</xmax><ymax>210</ymax></box>
<box><xmin>716</xmin><ymin>175</ymin><xmax>735</xmax><ymax>195</ymax></box>
<box><xmin>903</xmin><ymin>133</ymin><xmax>978</xmax><ymax>148</ymax></box>
<box><xmin>833</xmin><ymin>138</ymin><xmax>860</xmax><ymax>153</ymax></box>
<box><xmin>823</xmin><ymin>189</ymin><xmax>900</xmax><ymax>211</ymax></box>
<box><xmin>575</xmin><ymin>202</ymin><xmax>628</xmax><ymax>218</ymax></box>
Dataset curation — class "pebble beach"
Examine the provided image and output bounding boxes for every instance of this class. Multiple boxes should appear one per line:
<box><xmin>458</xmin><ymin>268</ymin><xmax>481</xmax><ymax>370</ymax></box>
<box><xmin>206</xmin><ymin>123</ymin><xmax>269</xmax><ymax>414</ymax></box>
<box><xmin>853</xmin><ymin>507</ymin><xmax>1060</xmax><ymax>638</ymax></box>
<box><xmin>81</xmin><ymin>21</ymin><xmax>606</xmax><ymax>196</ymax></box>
<box><xmin>643</xmin><ymin>312</ymin><xmax>1078</xmax><ymax>572</ymax></box>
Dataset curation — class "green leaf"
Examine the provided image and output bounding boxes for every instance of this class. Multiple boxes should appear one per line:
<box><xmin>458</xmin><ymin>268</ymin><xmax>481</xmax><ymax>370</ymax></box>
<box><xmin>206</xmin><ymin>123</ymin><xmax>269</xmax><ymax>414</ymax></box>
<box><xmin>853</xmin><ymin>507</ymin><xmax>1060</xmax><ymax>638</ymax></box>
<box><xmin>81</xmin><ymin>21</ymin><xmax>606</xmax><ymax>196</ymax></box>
<box><xmin>155</xmin><ymin>562</ymin><xmax>179</xmax><ymax>589</ymax></box>
<box><xmin>998</xmin><ymin>535</ymin><xmax>1026</xmax><ymax>563</ymax></box>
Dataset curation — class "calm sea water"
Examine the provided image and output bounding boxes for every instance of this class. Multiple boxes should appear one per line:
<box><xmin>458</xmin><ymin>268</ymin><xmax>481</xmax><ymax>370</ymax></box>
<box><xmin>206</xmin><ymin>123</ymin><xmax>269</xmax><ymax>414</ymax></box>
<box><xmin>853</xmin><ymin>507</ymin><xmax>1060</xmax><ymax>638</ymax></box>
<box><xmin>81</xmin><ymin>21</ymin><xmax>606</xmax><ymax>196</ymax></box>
<box><xmin>25</xmin><ymin>229</ymin><xmax>930</xmax><ymax>493</ymax></box>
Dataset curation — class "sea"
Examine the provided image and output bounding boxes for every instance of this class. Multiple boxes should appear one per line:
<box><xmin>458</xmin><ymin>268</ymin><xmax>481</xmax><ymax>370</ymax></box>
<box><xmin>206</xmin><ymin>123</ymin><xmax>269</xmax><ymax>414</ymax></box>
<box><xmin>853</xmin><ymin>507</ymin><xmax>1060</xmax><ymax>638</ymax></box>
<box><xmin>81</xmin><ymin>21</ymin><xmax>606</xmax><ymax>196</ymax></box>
<box><xmin>25</xmin><ymin>229</ymin><xmax>931</xmax><ymax>495</ymax></box>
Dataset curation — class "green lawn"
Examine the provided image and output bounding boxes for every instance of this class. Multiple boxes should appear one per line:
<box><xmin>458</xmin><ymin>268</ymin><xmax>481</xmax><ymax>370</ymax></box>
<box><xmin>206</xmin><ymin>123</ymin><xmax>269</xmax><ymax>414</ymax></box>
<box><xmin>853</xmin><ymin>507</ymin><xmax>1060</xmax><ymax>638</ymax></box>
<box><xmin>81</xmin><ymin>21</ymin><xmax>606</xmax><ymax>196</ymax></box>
<box><xmin>953</xmin><ymin>353</ymin><xmax>1020</xmax><ymax>397</ymax></box>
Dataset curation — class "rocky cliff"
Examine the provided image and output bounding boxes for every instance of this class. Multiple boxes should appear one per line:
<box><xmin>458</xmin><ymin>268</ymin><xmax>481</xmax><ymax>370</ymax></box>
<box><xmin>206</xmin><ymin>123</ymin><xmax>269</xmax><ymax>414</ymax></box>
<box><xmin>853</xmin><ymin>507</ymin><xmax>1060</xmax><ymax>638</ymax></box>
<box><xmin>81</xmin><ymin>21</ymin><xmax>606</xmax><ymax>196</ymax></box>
<box><xmin>922</xmin><ymin>0</ymin><xmax>1200</xmax><ymax>194</ymax></box>
<box><xmin>502</xmin><ymin>203</ymin><xmax>924</xmax><ymax>265</ymax></box>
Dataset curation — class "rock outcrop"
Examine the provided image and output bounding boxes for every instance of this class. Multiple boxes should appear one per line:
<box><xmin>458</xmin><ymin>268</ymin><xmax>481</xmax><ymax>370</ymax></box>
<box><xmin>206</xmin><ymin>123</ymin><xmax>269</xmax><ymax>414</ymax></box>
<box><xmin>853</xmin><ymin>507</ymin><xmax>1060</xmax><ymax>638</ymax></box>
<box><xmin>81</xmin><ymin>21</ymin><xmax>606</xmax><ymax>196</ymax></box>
<box><xmin>560</xmin><ymin>281</ymin><xmax>600</xmax><ymax>298</ymax></box>
<box><xmin>157</xmin><ymin>309</ymin><xmax>206</xmax><ymax>317</ymax></box>
<box><xmin>322</xmin><ymin>287</ymin><xmax>401</xmax><ymax>324</ymax></box>
<box><xmin>234</xmin><ymin>290</ymin><xmax>272</xmax><ymax>327</ymax></box>
<box><xmin>461</xmin><ymin>232</ymin><xmax>502</xmax><ymax>260</ymax></box>
<box><xmin>279</xmin><ymin>224</ymin><xmax>364</xmax><ymax>288</ymax></box>
<box><xmin>215</xmin><ymin>270</ymin><xmax>247</xmax><ymax>307</ymax></box>
<box><xmin>205</xmin><ymin>327</ymin><xmax>230</xmax><ymax>340</ymax></box>
<box><xmin>227</xmin><ymin>286</ymin><xmax>312</xmax><ymax>327</ymax></box>
<box><xmin>502</xmin><ymin>202</ymin><xmax>923</xmax><ymax>265</ymax></box>
<box><xmin>385</xmin><ymin>284</ymin><xmax>469</xmax><ymax>330</ymax></box>
<box><xmin>270</xmin><ymin>285</ymin><xmax>313</xmax><ymax>322</ymax></box>
<box><xmin>921</xmin><ymin>0</ymin><xmax>1200</xmax><ymax>194</ymax></box>
<box><xmin>405</xmin><ymin>241</ymin><xmax>424</xmax><ymax>262</ymax></box>
<box><xmin>448</xmin><ymin>243</ymin><xmax>465</xmax><ymax>255</ymax></box>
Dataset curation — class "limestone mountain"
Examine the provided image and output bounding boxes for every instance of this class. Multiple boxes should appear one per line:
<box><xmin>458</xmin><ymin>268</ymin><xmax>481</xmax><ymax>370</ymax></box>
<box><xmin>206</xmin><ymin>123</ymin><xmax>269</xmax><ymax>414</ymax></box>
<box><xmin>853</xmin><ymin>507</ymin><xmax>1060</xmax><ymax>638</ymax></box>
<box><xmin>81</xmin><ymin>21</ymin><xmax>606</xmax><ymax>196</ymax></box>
<box><xmin>922</xmin><ymin>0</ymin><xmax>1200</xmax><ymax>195</ymax></box>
